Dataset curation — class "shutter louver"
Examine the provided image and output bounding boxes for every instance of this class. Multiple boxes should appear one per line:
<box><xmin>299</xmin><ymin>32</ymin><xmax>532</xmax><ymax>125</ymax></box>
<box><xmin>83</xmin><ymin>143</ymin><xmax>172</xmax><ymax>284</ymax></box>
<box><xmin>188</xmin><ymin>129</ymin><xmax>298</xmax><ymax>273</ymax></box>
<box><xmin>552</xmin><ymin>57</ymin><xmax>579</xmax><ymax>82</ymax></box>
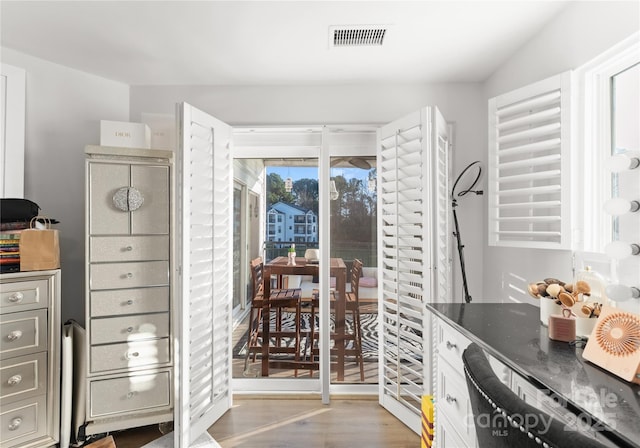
<box><xmin>434</xmin><ymin>132</ymin><xmax>451</xmax><ymax>302</ymax></box>
<box><xmin>378</xmin><ymin>107</ymin><xmax>450</xmax><ymax>433</ymax></box>
<box><xmin>177</xmin><ymin>104</ymin><xmax>232</xmax><ymax>446</ymax></box>
<box><xmin>488</xmin><ymin>72</ymin><xmax>572</xmax><ymax>249</ymax></box>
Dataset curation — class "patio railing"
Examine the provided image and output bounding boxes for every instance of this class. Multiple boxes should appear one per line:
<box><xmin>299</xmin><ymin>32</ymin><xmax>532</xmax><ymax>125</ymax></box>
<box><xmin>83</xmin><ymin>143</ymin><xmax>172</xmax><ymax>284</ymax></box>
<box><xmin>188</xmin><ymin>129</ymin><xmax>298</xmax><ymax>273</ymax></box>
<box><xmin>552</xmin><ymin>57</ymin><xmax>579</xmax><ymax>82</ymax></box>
<box><xmin>264</xmin><ymin>241</ymin><xmax>377</xmax><ymax>267</ymax></box>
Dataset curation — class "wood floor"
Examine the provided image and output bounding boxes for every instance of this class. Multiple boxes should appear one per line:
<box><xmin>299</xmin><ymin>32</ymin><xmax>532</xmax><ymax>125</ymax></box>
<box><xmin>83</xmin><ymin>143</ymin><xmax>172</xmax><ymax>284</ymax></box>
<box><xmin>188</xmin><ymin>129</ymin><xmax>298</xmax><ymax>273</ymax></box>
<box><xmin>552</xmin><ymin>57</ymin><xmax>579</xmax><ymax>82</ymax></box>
<box><xmin>111</xmin><ymin>396</ymin><xmax>419</xmax><ymax>448</ymax></box>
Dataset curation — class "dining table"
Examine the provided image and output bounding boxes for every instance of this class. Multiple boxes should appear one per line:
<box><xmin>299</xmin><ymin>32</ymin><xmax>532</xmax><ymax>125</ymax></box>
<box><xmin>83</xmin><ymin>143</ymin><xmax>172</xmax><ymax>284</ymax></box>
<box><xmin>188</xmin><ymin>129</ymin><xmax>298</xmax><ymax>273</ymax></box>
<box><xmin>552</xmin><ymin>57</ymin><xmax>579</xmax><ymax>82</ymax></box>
<box><xmin>262</xmin><ymin>256</ymin><xmax>348</xmax><ymax>380</ymax></box>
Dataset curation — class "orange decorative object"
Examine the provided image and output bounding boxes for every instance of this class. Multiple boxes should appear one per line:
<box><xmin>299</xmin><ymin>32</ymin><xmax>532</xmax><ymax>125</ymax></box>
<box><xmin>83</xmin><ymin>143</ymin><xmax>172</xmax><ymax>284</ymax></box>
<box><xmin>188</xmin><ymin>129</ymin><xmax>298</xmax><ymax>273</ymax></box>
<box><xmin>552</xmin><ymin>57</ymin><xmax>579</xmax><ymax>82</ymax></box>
<box><xmin>583</xmin><ymin>305</ymin><xmax>640</xmax><ymax>385</ymax></box>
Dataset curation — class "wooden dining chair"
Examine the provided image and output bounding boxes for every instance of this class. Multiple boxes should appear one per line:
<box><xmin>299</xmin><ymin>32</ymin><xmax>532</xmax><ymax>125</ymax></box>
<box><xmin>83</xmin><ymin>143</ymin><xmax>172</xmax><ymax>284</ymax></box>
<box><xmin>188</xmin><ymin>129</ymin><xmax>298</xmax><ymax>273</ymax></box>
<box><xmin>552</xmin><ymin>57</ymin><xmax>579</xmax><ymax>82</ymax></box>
<box><xmin>245</xmin><ymin>257</ymin><xmax>303</xmax><ymax>375</ymax></box>
<box><xmin>307</xmin><ymin>258</ymin><xmax>365</xmax><ymax>381</ymax></box>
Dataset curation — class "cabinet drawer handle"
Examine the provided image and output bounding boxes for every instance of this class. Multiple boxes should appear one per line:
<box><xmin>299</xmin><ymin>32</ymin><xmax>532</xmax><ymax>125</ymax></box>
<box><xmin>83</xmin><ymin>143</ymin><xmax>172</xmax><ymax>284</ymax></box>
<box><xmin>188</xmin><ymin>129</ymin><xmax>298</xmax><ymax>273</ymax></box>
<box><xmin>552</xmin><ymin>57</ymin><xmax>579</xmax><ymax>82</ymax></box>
<box><xmin>8</xmin><ymin>292</ymin><xmax>24</xmax><ymax>303</ymax></box>
<box><xmin>126</xmin><ymin>273</ymin><xmax>133</xmax><ymax>278</ymax></box>
<box><xmin>7</xmin><ymin>330</ymin><xmax>23</xmax><ymax>341</ymax></box>
<box><xmin>8</xmin><ymin>417</ymin><xmax>22</xmax><ymax>431</ymax></box>
<box><xmin>126</xmin><ymin>351</ymin><xmax>140</xmax><ymax>359</ymax></box>
<box><xmin>445</xmin><ymin>394</ymin><xmax>457</xmax><ymax>403</ymax></box>
<box><xmin>126</xmin><ymin>326</ymin><xmax>134</xmax><ymax>333</ymax></box>
<box><xmin>7</xmin><ymin>375</ymin><xmax>22</xmax><ymax>386</ymax></box>
<box><xmin>446</xmin><ymin>341</ymin><xmax>457</xmax><ymax>350</ymax></box>
<box><xmin>125</xmin><ymin>245</ymin><xmax>133</xmax><ymax>251</ymax></box>
<box><xmin>126</xmin><ymin>391</ymin><xmax>137</xmax><ymax>399</ymax></box>
<box><xmin>124</xmin><ymin>299</ymin><xmax>134</xmax><ymax>306</ymax></box>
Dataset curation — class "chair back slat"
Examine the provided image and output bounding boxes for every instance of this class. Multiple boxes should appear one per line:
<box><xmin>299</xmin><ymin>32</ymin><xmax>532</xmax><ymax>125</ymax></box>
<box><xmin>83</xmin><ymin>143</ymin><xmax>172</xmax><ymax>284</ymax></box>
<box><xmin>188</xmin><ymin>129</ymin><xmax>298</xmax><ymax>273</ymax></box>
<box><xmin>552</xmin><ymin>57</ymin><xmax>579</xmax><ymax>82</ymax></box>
<box><xmin>350</xmin><ymin>258</ymin><xmax>363</xmax><ymax>302</ymax></box>
<box><xmin>250</xmin><ymin>257</ymin><xmax>264</xmax><ymax>299</ymax></box>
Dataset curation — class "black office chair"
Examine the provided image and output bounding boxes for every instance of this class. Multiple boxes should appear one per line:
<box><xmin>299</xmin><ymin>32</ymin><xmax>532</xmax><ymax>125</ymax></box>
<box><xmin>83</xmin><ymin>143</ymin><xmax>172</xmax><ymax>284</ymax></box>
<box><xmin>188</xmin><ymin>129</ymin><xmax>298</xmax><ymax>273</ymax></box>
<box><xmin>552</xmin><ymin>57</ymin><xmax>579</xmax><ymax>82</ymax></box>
<box><xmin>462</xmin><ymin>343</ymin><xmax>607</xmax><ymax>448</ymax></box>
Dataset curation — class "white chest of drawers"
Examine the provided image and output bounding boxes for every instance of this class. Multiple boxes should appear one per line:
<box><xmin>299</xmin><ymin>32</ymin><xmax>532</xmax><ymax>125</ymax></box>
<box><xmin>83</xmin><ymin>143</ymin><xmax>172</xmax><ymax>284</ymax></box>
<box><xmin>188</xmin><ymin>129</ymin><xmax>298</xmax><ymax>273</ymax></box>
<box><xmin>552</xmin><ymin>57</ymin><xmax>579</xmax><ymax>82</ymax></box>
<box><xmin>84</xmin><ymin>145</ymin><xmax>174</xmax><ymax>435</ymax></box>
<box><xmin>0</xmin><ymin>269</ymin><xmax>60</xmax><ymax>448</ymax></box>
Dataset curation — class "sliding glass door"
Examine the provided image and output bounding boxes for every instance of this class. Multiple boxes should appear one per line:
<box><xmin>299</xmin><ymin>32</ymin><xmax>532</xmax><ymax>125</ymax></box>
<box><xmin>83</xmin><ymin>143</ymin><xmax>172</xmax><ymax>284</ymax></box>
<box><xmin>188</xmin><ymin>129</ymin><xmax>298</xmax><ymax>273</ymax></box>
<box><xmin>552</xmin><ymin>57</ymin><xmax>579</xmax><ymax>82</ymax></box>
<box><xmin>231</xmin><ymin>126</ymin><xmax>379</xmax><ymax>396</ymax></box>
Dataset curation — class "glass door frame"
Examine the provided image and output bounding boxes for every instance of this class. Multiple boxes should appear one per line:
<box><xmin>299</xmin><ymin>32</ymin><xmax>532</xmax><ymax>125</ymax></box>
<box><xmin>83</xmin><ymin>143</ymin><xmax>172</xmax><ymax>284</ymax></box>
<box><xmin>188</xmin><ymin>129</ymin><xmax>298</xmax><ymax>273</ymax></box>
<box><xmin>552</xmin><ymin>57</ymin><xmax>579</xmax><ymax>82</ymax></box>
<box><xmin>232</xmin><ymin>125</ymin><xmax>378</xmax><ymax>400</ymax></box>
<box><xmin>232</xmin><ymin>180</ymin><xmax>250</xmax><ymax>324</ymax></box>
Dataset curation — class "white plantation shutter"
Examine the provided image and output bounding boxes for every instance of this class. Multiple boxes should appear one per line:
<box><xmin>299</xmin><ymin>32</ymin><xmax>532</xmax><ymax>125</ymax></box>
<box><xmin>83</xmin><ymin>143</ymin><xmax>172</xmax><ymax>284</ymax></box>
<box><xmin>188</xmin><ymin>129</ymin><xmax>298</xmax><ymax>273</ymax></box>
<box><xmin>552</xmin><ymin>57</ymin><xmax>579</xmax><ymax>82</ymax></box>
<box><xmin>176</xmin><ymin>103</ymin><xmax>232</xmax><ymax>446</ymax></box>
<box><xmin>377</xmin><ymin>107</ymin><xmax>450</xmax><ymax>433</ymax></box>
<box><xmin>434</xmin><ymin>119</ymin><xmax>451</xmax><ymax>302</ymax></box>
<box><xmin>488</xmin><ymin>72</ymin><xmax>573</xmax><ymax>249</ymax></box>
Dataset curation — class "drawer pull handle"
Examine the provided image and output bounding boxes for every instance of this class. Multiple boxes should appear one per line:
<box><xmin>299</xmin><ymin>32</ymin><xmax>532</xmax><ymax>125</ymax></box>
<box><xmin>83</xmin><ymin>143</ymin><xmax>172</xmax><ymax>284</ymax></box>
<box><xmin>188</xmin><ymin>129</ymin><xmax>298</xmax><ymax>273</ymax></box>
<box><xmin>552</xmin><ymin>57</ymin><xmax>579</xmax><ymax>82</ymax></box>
<box><xmin>126</xmin><ymin>391</ymin><xmax>137</xmax><ymax>399</ymax></box>
<box><xmin>126</xmin><ymin>299</ymin><xmax>134</xmax><ymax>305</ymax></box>
<box><xmin>445</xmin><ymin>394</ymin><xmax>457</xmax><ymax>403</ymax></box>
<box><xmin>7</xmin><ymin>330</ymin><xmax>23</xmax><ymax>341</ymax></box>
<box><xmin>126</xmin><ymin>351</ymin><xmax>140</xmax><ymax>359</ymax></box>
<box><xmin>126</xmin><ymin>326</ymin><xmax>134</xmax><ymax>333</ymax></box>
<box><xmin>446</xmin><ymin>341</ymin><xmax>457</xmax><ymax>350</ymax></box>
<box><xmin>7</xmin><ymin>375</ymin><xmax>22</xmax><ymax>386</ymax></box>
<box><xmin>8</xmin><ymin>292</ymin><xmax>24</xmax><ymax>303</ymax></box>
<box><xmin>8</xmin><ymin>417</ymin><xmax>22</xmax><ymax>431</ymax></box>
<box><xmin>125</xmin><ymin>245</ymin><xmax>134</xmax><ymax>251</ymax></box>
<box><xmin>126</xmin><ymin>273</ymin><xmax>133</xmax><ymax>278</ymax></box>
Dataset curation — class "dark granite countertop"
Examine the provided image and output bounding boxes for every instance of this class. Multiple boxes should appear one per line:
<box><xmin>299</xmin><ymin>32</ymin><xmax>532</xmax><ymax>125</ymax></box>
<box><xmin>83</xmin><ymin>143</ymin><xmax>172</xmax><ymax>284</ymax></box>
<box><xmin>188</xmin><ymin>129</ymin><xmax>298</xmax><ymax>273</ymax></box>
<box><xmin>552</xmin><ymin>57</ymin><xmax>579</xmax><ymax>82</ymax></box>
<box><xmin>427</xmin><ymin>302</ymin><xmax>640</xmax><ymax>448</ymax></box>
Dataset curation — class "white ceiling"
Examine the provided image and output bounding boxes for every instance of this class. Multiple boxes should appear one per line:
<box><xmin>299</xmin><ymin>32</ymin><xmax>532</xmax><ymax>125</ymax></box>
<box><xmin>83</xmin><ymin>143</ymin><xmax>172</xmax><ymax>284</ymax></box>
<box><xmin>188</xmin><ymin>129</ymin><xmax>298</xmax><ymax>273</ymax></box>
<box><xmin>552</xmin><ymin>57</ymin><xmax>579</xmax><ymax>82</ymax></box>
<box><xmin>0</xmin><ymin>1</ymin><xmax>569</xmax><ymax>86</ymax></box>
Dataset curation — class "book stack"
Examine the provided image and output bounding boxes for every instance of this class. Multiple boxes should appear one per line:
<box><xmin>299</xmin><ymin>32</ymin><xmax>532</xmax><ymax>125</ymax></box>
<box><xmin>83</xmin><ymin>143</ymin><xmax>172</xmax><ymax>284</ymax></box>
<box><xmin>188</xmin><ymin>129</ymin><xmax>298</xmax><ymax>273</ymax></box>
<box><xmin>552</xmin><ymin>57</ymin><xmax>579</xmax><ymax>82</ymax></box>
<box><xmin>0</xmin><ymin>232</ymin><xmax>21</xmax><ymax>273</ymax></box>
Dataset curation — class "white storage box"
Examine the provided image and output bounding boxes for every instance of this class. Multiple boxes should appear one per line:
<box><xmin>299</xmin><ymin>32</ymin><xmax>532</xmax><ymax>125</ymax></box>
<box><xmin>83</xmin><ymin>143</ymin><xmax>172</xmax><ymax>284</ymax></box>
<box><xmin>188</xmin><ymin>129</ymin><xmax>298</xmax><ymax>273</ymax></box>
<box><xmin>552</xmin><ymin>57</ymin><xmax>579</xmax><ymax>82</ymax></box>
<box><xmin>141</xmin><ymin>113</ymin><xmax>175</xmax><ymax>150</ymax></box>
<box><xmin>100</xmin><ymin>120</ymin><xmax>151</xmax><ymax>148</ymax></box>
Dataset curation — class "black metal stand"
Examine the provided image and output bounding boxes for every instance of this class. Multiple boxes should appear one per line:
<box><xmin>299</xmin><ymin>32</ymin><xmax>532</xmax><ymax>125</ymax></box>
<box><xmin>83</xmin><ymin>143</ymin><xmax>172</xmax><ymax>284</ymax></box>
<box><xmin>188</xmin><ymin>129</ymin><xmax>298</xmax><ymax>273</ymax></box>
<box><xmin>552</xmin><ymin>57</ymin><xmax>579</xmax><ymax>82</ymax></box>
<box><xmin>452</xmin><ymin>198</ymin><xmax>472</xmax><ymax>303</ymax></box>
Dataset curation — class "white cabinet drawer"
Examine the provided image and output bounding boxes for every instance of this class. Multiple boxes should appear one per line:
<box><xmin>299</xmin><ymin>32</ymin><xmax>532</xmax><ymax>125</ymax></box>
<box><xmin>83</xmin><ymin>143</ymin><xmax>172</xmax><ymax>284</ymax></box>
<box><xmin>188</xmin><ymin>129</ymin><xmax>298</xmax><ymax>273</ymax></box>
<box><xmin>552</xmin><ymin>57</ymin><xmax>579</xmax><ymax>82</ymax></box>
<box><xmin>89</xmin><ymin>370</ymin><xmax>171</xmax><ymax>418</ymax></box>
<box><xmin>0</xmin><ymin>394</ymin><xmax>47</xmax><ymax>447</ymax></box>
<box><xmin>0</xmin><ymin>352</ymin><xmax>46</xmax><ymax>404</ymax></box>
<box><xmin>90</xmin><ymin>338</ymin><xmax>170</xmax><ymax>373</ymax></box>
<box><xmin>0</xmin><ymin>309</ymin><xmax>47</xmax><ymax>360</ymax></box>
<box><xmin>437</xmin><ymin>354</ymin><xmax>476</xmax><ymax>446</ymax></box>
<box><xmin>90</xmin><ymin>235</ymin><xmax>169</xmax><ymax>263</ymax></box>
<box><xmin>437</xmin><ymin>320</ymin><xmax>472</xmax><ymax>372</ymax></box>
<box><xmin>0</xmin><ymin>278</ymin><xmax>49</xmax><ymax>314</ymax></box>
<box><xmin>90</xmin><ymin>287</ymin><xmax>170</xmax><ymax>317</ymax></box>
<box><xmin>436</xmin><ymin>412</ymin><xmax>475</xmax><ymax>448</ymax></box>
<box><xmin>91</xmin><ymin>313</ymin><xmax>169</xmax><ymax>344</ymax></box>
<box><xmin>90</xmin><ymin>261</ymin><xmax>169</xmax><ymax>290</ymax></box>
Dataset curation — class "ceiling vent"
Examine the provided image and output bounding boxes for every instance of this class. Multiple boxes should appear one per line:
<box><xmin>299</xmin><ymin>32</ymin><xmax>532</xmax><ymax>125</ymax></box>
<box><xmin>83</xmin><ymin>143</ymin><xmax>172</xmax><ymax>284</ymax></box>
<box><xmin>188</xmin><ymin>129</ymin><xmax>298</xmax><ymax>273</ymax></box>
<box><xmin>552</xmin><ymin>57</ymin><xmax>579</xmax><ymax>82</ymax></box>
<box><xmin>329</xmin><ymin>25</ymin><xmax>388</xmax><ymax>47</ymax></box>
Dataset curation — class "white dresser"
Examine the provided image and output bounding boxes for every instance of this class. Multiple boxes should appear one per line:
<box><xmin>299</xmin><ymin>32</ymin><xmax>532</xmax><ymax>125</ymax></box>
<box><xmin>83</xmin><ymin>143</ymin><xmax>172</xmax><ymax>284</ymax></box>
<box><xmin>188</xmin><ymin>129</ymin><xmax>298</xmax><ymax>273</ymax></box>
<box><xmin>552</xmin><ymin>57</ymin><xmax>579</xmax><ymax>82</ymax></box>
<box><xmin>84</xmin><ymin>145</ymin><xmax>174</xmax><ymax>435</ymax></box>
<box><xmin>0</xmin><ymin>269</ymin><xmax>60</xmax><ymax>448</ymax></box>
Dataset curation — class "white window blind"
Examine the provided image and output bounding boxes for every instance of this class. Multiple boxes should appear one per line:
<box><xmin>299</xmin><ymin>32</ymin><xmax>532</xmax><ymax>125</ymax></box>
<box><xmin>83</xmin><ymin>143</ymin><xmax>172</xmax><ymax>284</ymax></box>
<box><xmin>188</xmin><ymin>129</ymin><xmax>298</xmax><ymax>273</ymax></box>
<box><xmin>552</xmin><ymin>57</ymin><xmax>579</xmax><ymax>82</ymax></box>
<box><xmin>488</xmin><ymin>72</ymin><xmax>573</xmax><ymax>249</ymax></box>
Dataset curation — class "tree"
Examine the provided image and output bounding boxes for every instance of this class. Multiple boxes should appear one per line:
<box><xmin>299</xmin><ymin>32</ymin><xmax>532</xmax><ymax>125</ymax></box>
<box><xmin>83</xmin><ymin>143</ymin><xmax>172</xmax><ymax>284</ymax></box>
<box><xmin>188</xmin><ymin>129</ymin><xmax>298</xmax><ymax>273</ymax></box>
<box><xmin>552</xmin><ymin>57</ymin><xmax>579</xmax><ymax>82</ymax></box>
<box><xmin>330</xmin><ymin>175</ymin><xmax>376</xmax><ymax>243</ymax></box>
<box><xmin>293</xmin><ymin>178</ymin><xmax>319</xmax><ymax>214</ymax></box>
<box><xmin>266</xmin><ymin>173</ymin><xmax>294</xmax><ymax>207</ymax></box>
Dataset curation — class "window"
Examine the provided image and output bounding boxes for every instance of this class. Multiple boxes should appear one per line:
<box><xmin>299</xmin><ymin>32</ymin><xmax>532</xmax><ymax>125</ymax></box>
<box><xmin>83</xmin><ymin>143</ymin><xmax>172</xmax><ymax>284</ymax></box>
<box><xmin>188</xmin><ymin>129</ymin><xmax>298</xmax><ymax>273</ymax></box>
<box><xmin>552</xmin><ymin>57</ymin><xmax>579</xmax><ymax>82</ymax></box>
<box><xmin>1</xmin><ymin>64</ymin><xmax>26</xmax><ymax>198</ymax></box>
<box><xmin>574</xmin><ymin>33</ymin><xmax>639</xmax><ymax>307</ymax></box>
<box><xmin>576</xmin><ymin>33</ymin><xmax>639</xmax><ymax>254</ymax></box>
<box><xmin>488</xmin><ymin>72</ymin><xmax>572</xmax><ymax>250</ymax></box>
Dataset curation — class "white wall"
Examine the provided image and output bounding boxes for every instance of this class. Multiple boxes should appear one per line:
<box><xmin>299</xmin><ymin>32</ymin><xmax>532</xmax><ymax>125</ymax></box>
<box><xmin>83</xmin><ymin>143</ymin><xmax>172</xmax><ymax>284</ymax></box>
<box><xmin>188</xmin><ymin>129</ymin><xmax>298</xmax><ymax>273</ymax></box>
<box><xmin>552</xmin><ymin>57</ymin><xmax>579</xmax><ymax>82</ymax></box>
<box><xmin>130</xmin><ymin>82</ymin><xmax>487</xmax><ymax>301</ymax></box>
<box><xmin>481</xmin><ymin>1</ymin><xmax>640</xmax><ymax>302</ymax></box>
<box><xmin>1</xmin><ymin>48</ymin><xmax>130</xmax><ymax>325</ymax></box>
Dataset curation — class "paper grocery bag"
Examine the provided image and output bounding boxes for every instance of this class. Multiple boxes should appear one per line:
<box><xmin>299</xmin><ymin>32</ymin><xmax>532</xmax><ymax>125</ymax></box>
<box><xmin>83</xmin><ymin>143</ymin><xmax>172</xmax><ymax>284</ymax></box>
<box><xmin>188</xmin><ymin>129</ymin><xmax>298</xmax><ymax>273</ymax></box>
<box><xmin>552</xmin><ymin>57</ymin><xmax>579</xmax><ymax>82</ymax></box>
<box><xmin>19</xmin><ymin>216</ymin><xmax>60</xmax><ymax>271</ymax></box>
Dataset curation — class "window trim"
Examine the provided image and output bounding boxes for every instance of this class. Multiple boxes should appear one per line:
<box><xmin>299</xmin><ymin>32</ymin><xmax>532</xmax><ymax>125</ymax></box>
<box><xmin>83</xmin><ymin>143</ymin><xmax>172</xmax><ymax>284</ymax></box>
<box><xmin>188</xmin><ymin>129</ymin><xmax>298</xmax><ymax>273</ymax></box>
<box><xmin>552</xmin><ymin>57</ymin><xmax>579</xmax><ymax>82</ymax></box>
<box><xmin>575</xmin><ymin>32</ymin><xmax>640</xmax><ymax>253</ymax></box>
